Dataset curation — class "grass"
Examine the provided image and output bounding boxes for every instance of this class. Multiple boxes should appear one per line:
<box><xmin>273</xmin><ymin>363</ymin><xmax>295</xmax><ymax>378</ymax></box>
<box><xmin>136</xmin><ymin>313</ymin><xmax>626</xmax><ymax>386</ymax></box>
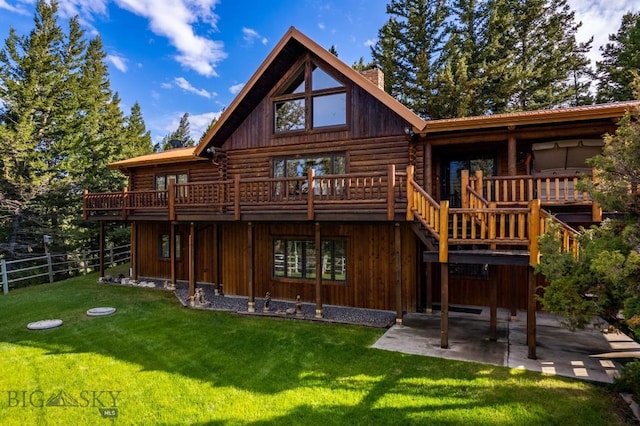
<box><xmin>0</xmin><ymin>275</ymin><xmax>635</xmax><ymax>425</ymax></box>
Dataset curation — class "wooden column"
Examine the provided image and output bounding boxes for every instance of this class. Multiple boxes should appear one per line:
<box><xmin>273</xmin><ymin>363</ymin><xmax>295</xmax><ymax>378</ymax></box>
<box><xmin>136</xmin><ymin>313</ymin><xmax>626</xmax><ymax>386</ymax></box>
<box><xmin>130</xmin><ymin>222</ymin><xmax>138</xmax><ymax>280</ymax></box>
<box><xmin>247</xmin><ymin>222</ymin><xmax>255</xmax><ymax>312</ymax></box>
<box><xmin>425</xmin><ymin>141</ymin><xmax>432</xmax><ymax>193</ymax></box>
<box><xmin>99</xmin><ymin>221</ymin><xmax>105</xmax><ymax>278</ymax></box>
<box><xmin>307</xmin><ymin>169</ymin><xmax>315</xmax><ymax>221</ymax></box>
<box><xmin>188</xmin><ymin>222</ymin><xmax>196</xmax><ymax>297</ymax></box>
<box><xmin>527</xmin><ymin>267</ymin><xmax>537</xmax><ymax>359</ymax></box>
<box><xmin>168</xmin><ymin>178</ymin><xmax>176</xmax><ymax>222</ymax></box>
<box><xmin>425</xmin><ymin>262</ymin><xmax>433</xmax><ymax>313</ymax></box>
<box><xmin>315</xmin><ymin>222</ymin><xmax>323</xmax><ymax>318</ymax></box>
<box><xmin>508</xmin><ymin>134</ymin><xmax>517</xmax><ymax>176</ymax></box>
<box><xmin>461</xmin><ymin>170</ymin><xmax>470</xmax><ymax>208</ymax></box>
<box><xmin>527</xmin><ymin>199</ymin><xmax>540</xmax><ymax>359</ymax></box>
<box><xmin>394</xmin><ymin>223</ymin><xmax>403</xmax><ymax>324</ymax></box>
<box><xmin>591</xmin><ymin>169</ymin><xmax>602</xmax><ymax>222</ymax></box>
<box><xmin>214</xmin><ymin>224</ymin><xmax>220</xmax><ymax>286</ymax></box>
<box><xmin>170</xmin><ymin>222</ymin><xmax>177</xmax><ymax>287</ymax></box>
<box><xmin>489</xmin><ymin>269</ymin><xmax>497</xmax><ymax>341</ymax></box>
<box><xmin>440</xmin><ymin>262</ymin><xmax>449</xmax><ymax>349</ymax></box>
<box><xmin>406</xmin><ymin>165</ymin><xmax>415</xmax><ymax>221</ymax></box>
<box><xmin>439</xmin><ymin>200</ymin><xmax>449</xmax><ymax>349</ymax></box>
<box><xmin>387</xmin><ymin>165</ymin><xmax>396</xmax><ymax>221</ymax></box>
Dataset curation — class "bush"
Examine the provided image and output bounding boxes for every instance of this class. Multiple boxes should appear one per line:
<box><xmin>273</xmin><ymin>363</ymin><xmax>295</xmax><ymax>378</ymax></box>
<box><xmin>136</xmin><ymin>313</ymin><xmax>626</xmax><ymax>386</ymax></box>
<box><xmin>614</xmin><ymin>360</ymin><xmax>640</xmax><ymax>399</ymax></box>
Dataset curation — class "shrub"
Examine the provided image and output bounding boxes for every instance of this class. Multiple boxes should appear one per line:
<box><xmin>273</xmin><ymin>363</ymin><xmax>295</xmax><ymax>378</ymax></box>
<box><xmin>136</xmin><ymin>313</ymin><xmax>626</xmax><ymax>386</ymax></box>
<box><xmin>614</xmin><ymin>359</ymin><xmax>640</xmax><ymax>399</ymax></box>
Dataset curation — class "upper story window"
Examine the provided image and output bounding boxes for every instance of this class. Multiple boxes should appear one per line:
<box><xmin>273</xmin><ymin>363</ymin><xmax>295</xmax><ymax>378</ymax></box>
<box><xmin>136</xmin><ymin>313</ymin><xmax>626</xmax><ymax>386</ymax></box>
<box><xmin>155</xmin><ymin>173</ymin><xmax>188</xmax><ymax>190</ymax></box>
<box><xmin>273</xmin><ymin>61</ymin><xmax>347</xmax><ymax>133</ymax></box>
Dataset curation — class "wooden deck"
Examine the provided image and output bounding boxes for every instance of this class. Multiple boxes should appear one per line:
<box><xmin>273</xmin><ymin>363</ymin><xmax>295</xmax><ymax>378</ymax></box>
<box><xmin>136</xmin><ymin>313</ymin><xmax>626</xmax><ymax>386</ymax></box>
<box><xmin>85</xmin><ymin>165</ymin><xmax>585</xmax><ymax>263</ymax></box>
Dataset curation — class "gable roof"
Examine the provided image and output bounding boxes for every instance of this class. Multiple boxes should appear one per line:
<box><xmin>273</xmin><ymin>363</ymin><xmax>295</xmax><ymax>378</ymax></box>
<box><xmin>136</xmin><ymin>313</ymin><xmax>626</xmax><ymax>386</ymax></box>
<box><xmin>108</xmin><ymin>147</ymin><xmax>206</xmax><ymax>171</ymax></box>
<box><xmin>194</xmin><ymin>26</ymin><xmax>426</xmax><ymax>156</ymax></box>
<box><xmin>420</xmin><ymin>101</ymin><xmax>639</xmax><ymax>134</ymax></box>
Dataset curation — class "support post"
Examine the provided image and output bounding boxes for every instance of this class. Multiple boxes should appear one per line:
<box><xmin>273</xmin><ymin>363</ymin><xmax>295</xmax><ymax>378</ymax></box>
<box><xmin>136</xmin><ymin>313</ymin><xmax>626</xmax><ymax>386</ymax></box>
<box><xmin>425</xmin><ymin>262</ymin><xmax>433</xmax><ymax>313</ymax></box>
<box><xmin>591</xmin><ymin>170</ymin><xmax>602</xmax><ymax>222</ymax></box>
<box><xmin>387</xmin><ymin>165</ymin><xmax>396</xmax><ymax>221</ymax></box>
<box><xmin>394</xmin><ymin>223</ymin><xmax>403</xmax><ymax>324</ymax></box>
<box><xmin>122</xmin><ymin>187</ymin><xmax>128</xmax><ymax>221</ymax></box>
<box><xmin>489</xmin><ymin>269</ymin><xmax>497</xmax><ymax>341</ymax></box>
<box><xmin>406</xmin><ymin>165</ymin><xmax>415</xmax><ymax>221</ymax></box>
<box><xmin>99</xmin><ymin>221</ymin><xmax>105</xmax><ymax>278</ymax></box>
<box><xmin>1</xmin><ymin>259</ymin><xmax>7</xmax><ymax>294</ymax></box>
<box><xmin>189</xmin><ymin>222</ymin><xmax>196</xmax><ymax>298</ymax></box>
<box><xmin>168</xmin><ymin>178</ymin><xmax>176</xmax><ymax>222</ymax></box>
<box><xmin>439</xmin><ymin>201</ymin><xmax>449</xmax><ymax>263</ymax></box>
<box><xmin>47</xmin><ymin>252</ymin><xmax>54</xmax><ymax>283</ymax></box>
<box><xmin>461</xmin><ymin>170</ymin><xmax>470</xmax><ymax>208</ymax></box>
<box><xmin>440</xmin><ymin>262</ymin><xmax>449</xmax><ymax>349</ymax></box>
<box><xmin>130</xmin><ymin>222</ymin><xmax>138</xmax><ymax>280</ymax></box>
<box><xmin>307</xmin><ymin>169</ymin><xmax>315</xmax><ymax>221</ymax></box>
<box><xmin>315</xmin><ymin>222</ymin><xmax>323</xmax><ymax>318</ymax></box>
<box><xmin>527</xmin><ymin>199</ymin><xmax>540</xmax><ymax>359</ymax></box>
<box><xmin>425</xmin><ymin>141</ymin><xmax>432</xmax><ymax>194</ymax></box>
<box><xmin>527</xmin><ymin>267</ymin><xmax>537</xmax><ymax>359</ymax></box>
<box><xmin>508</xmin><ymin>135</ymin><xmax>517</xmax><ymax>176</ymax></box>
<box><xmin>170</xmin><ymin>222</ymin><xmax>177</xmax><ymax>288</ymax></box>
<box><xmin>247</xmin><ymin>222</ymin><xmax>255</xmax><ymax>312</ymax></box>
<box><xmin>234</xmin><ymin>174</ymin><xmax>241</xmax><ymax>220</ymax></box>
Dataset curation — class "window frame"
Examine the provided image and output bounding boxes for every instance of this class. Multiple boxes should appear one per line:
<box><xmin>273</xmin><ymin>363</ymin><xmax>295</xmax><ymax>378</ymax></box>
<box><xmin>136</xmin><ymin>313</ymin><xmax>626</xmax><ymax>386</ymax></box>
<box><xmin>158</xmin><ymin>233</ymin><xmax>181</xmax><ymax>260</ymax></box>
<box><xmin>272</xmin><ymin>237</ymin><xmax>347</xmax><ymax>284</ymax></box>
<box><xmin>272</xmin><ymin>58</ymin><xmax>348</xmax><ymax>135</ymax></box>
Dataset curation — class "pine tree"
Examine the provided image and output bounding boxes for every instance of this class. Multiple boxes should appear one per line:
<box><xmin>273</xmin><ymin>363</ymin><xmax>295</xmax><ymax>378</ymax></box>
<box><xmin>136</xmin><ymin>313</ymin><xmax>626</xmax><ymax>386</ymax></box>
<box><xmin>0</xmin><ymin>0</ymin><xmax>71</xmax><ymax>255</ymax></box>
<box><xmin>597</xmin><ymin>12</ymin><xmax>640</xmax><ymax>103</ymax></box>
<box><xmin>503</xmin><ymin>0</ymin><xmax>593</xmax><ymax>110</ymax></box>
<box><xmin>121</xmin><ymin>102</ymin><xmax>153</xmax><ymax>159</ymax></box>
<box><xmin>160</xmin><ymin>112</ymin><xmax>196</xmax><ymax>150</ymax></box>
<box><xmin>371</xmin><ymin>0</ymin><xmax>450</xmax><ymax>119</ymax></box>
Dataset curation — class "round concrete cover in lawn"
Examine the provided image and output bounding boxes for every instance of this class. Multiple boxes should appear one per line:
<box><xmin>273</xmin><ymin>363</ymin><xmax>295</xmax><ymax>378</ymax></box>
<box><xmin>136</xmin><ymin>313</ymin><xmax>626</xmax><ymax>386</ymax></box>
<box><xmin>27</xmin><ymin>319</ymin><xmax>63</xmax><ymax>330</ymax></box>
<box><xmin>86</xmin><ymin>307</ymin><xmax>116</xmax><ymax>316</ymax></box>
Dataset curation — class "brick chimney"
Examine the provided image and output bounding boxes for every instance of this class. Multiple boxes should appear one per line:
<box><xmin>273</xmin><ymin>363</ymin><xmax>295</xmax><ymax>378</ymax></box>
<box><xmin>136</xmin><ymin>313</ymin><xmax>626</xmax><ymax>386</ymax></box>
<box><xmin>359</xmin><ymin>68</ymin><xmax>385</xmax><ymax>91</ymax></box>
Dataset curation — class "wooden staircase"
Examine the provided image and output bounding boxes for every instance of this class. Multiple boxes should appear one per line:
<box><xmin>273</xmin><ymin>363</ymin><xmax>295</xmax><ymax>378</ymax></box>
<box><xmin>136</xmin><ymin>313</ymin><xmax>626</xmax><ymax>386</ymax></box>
<box><xmin>406</xmin><ymin>166</ymin><xmax>582</xmax><ymax>266</ymax></box>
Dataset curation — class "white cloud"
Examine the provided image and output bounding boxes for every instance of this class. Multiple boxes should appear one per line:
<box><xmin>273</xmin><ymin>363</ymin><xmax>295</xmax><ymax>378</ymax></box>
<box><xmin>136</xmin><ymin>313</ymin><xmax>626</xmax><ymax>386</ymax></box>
<box><xmin>318</xmin><ymin>22</ymin><xmax>325</xmax><ymax>30</ymax></box>
<box><xmin>242</xmin><ymin>27</ymin><xmax>267</xmax><ymax>45</ymax></box>
<box><xmin>229</xmin><ymin>83</ymin><xmax>244</xmax><ymax>95</ymax></box>
<box><xmin>0</xmin><ymin>0</ymin><xmax>30</xmax><ymax>15</ymax></box>
<box><xmin>174</xmin><ymin>77</ymin><xmax>216</xmax><ymax>99</ymax></box>
<box><xmin>106</xmin><ymin>54</ymin><xmax>127</xmax><ymax>72</ymax></box>
<box><xmin>189</xmin><ymin>110</ymin><xmax>223</xmax><ymax>139</ymax></box>
<box><xmin>51</xmin><ymin>0</ymin><xmax>227</xmax><ymax>77</ymax></box>
<box><xmin>160</xmin><ymin>82</ymin><xmax>172</xmax><ymax>89</ymax></box>
<box><xmin>568</xmin><ymin>0</ymin><xmax>638</xmax><ymax>66</ymax></box>
<box><xmin>363</xmin><ymin>39</ymin><xmax>375</xmax><ymax>47</ymax></box>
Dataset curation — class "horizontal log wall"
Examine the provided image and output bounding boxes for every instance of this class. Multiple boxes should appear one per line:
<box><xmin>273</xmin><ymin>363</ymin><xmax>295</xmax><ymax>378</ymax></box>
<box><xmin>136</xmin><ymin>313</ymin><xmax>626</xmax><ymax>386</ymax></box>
<box><xmin>130</xmin><ymin>161</ymin><xmax>223</xmax><ymax>191</ymax></box>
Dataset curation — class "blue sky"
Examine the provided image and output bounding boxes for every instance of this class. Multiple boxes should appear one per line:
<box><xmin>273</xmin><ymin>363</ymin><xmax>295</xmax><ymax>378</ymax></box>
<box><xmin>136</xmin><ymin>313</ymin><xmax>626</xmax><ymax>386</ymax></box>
<box><xmin>0</xmin><ymin>0</ymin><xmax>637</xmax><ymax>144</ymax></box>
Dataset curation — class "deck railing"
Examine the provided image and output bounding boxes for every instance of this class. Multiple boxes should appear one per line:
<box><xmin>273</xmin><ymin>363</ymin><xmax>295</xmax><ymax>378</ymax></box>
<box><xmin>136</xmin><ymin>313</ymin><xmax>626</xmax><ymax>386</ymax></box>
<box><xmin>464</xmin><ymin>170</ymin><xmax>593</xmax><ymax>206</ymax></box>
<box><xmin>84</xmin><ymin>166</ymin><xmax>404</xmax><ymax>221</ymax></box>
<box><xmin>407</xmin><ymin>166</ymin><xmax>580</xmax><ymax>264</ymax></box>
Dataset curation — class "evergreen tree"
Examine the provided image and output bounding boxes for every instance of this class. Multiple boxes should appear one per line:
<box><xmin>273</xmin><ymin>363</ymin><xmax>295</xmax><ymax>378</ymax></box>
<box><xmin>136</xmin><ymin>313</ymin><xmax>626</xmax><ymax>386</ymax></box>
<box><xmin>371</xmin><ymin>0</ymin><xmax>450</xmax><ymax>119</ymax></box>
<box><xmin>0</xmin><ymin>0</ymin><xmax>72</xmax><ymax>255</ymax></box>
<box><xmin>328</xmin><ymin>45</ymin><xmax>339</xmax><ymax>57</ymax></box>
<box><xmin>597</xmin><ymin>12</ymin><xmax>640</xmax><ymax>103</ymax></box>
<box><xmin>121</xmin><ymin>102</ymin><xmax>153</xmax><ymax>159</ymax></box>
<box><xmin>352</xmin><ymin>57</ymin><xmax>376</xmax><ymax>71</ymax></box>
<box><xmin>160</xmin><ymin>112</ymin><xmax>196</xmax><ymax>151</ymax></box>
<box><xmin>503</xmin><ymin>0</ymin><xmax>593</xmax><ymax>110</ymax></box>
<box><xmin>0</xmin><ymin>0</ymin><xmax>150</xmax><ymax>255</ymax></box>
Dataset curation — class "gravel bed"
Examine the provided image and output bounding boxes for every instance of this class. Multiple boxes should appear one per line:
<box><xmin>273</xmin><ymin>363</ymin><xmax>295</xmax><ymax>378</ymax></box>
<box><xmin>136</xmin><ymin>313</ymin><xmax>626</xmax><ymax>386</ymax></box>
<box><xmin>173</xmin><ymin>282</ymin><xmax>396</xmax><ymax>328</ymax></box>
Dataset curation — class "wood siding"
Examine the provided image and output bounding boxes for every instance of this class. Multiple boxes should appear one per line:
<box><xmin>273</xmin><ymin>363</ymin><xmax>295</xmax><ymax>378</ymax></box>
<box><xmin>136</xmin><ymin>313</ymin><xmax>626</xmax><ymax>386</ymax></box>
<box><xmin>134</xmin><ymin>221</ymin><xmax>417</xmax><ymax>312</ymax></box>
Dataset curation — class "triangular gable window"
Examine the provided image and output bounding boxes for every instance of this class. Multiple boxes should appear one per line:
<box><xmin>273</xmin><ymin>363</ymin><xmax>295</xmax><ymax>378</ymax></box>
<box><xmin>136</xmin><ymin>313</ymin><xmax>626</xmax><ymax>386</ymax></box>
<box><xmin>273</xmin><ymin>60</ymin><xmax>347</xmax><ymax>133</ymax></box>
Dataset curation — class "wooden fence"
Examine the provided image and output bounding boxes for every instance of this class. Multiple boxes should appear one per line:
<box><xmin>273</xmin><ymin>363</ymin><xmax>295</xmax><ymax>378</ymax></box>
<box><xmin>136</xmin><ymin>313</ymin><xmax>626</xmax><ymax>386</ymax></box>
<box><xmin>1</xmin><ymin>244</ymin><xmax>131</xmax><ymax>294</ymax></box>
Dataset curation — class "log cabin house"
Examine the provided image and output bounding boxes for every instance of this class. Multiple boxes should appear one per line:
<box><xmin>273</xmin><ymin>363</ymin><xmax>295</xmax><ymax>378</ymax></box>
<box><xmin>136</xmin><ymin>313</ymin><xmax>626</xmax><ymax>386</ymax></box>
<box><xmin>83</xmin><ymin>27</ymin><xmax>638</xmax><ymax>358</ymax></box>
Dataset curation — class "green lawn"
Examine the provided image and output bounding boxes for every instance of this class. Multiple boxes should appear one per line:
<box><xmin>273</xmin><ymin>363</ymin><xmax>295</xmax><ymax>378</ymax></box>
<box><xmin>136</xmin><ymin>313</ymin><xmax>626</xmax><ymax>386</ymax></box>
<box><xmin>0</xmin><ymin>275</ymin><xmax>634</xmax><ymax>425</ymax></box>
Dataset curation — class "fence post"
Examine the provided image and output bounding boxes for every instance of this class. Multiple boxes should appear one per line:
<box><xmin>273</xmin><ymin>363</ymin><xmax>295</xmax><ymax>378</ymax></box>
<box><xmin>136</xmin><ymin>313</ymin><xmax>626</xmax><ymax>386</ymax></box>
<box><xmin>110</xmin><ymin>247</ymin><xmax>114</xmax><ymax>268</ymax></box>
<box><xmin>47</xmin><ymin>253</ymin><xmax>54</xmax><ymax>283</ymax></box>
<box><xmin>1</xmin><ymin>259</ymin><xmax>8</xmax><ymax>294</ymax></box>
<box><xmin>82</xmin><ymin>250</ymin><xmax>88</xmax><ymax>275</ymax></box>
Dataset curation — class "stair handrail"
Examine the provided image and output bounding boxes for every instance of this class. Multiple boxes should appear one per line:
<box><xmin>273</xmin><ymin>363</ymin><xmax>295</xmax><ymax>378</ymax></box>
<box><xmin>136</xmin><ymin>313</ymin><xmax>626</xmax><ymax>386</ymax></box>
<box><xmin>406</xmin><ymin>166</ymin><xmax>440</xmax><ymax>240</ymax></box>
<box><xmin>539</xmin><ymin>209</ymin><xmax>581</xmax><ymax>258</ymax></box>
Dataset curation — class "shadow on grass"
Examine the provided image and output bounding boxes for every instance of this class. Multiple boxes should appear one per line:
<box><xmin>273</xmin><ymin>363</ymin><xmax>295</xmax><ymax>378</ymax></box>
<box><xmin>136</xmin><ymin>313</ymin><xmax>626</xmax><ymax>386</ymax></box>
<box><xmin>0</xmin><ymin>276</ymin><xmax>628</xmax><ymax>425</ymax></box>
